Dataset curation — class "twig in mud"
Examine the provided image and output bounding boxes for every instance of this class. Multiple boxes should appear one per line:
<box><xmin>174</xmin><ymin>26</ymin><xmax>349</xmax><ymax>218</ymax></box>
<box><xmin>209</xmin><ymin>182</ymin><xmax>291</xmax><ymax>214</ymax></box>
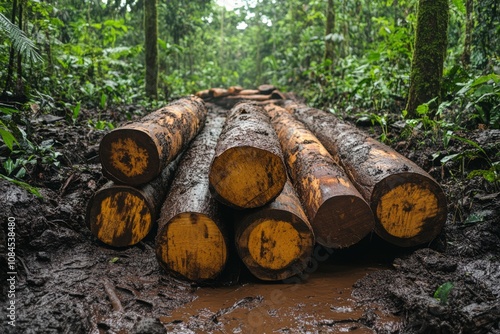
<box><xmin>103</xmin><ymin>279</ymin><xmax>124</xmax><ymax>312</ymax></box>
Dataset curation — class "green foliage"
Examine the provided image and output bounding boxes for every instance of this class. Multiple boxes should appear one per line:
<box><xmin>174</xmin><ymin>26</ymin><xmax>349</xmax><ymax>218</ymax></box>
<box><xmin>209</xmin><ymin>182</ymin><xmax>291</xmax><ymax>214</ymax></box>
<box><xmin>434</xmin><ymin>282</ymin><xmax>454</xmax><ymax>305</ymax></box>
<box><xmin>0</xmin><ymin>13</ymin><xmax>42</xmax><ymax>63</ymax></box>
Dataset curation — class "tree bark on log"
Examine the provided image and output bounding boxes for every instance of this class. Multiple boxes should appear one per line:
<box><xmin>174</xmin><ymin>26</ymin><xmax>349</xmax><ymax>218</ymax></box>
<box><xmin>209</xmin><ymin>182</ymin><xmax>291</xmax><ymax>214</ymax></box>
<box><xmin>99</xmin><ymin>96</ymin><xmax>207</xmax><ymax>186</ymax></box>
<box><xmin>86</xmin><ymin>155</ymin><xmax>180</xmax><ymax>247</ymax></box>
<box><xmin>235</xmin><ymin>180</ymin><xmax>315</xmax><ymax>281</ymax></box>
<box><xmin>266</xmin><ymin>105</ymin><xmax>374</xmax><ymax>249</ymax></box>
<box><xmin>209</xmin><ymin>102</ymin><xmax>287</xmax><ymax>209</ymax></box>
<box><xmin>287</xmin><ymin>102</ymin><xmax>447</xmax><ymax>247</ymax></box>
<box><xmin>258</xmin><ymin>84</ymin><xmax>276</xmax><ymax>95</ymax></box>
<box><xmin>211</xmin><ymin>92</ymin><xmax>285</xmax><ymax>109</ymax></box>
<box><xmin>156</xmin><ymin>113</ymin><xmax>229</xmax><ymax>282</ymax></box>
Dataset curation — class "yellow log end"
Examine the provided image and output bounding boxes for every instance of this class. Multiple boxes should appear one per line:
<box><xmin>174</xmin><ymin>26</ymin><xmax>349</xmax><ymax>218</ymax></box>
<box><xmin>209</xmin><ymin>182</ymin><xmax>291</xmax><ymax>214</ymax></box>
<box><xmin>100</xmin><ymin>128</ymin><xmax>160</xmax><ymax>185</ymax></box>
<box><xmin>210</xmin><ymin>147</ymin><xmax>286</xmax><ymax>208</ymax></box>
<box><xmin>247</xmin><ymin>219</ymin><xmax>302</xmax><ymax>270</ymax></box>
<box><xmin>376</xmin><ymin>182</ymin><xmax>438</xmax><ymax>239</ymax></box>
<box><xmin>157</xmin><ymin>213</ymin><xmax>227</xmax><ymax>281</ymax></box>
<box><xmin>90</xmin><ymin>190</ymin><xmax>152</xmax><ymax>247</ymax></box>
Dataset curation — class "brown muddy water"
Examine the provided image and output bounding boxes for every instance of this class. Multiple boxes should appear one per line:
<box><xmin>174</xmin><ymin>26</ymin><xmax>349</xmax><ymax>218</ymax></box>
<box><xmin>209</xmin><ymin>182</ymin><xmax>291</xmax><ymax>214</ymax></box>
<box><xmin>161</xmin><ymin>261</ymin><xmax>402</xmax><ymax>333</ymax></box>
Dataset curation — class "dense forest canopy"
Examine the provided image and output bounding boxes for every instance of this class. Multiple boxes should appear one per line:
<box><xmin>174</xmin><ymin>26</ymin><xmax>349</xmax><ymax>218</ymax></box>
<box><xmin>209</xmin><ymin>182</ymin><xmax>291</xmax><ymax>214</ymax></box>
<box><xmin>0</xmin><ymin>0</ymin><xmax>499</xmax><ymax>190</ymax></box>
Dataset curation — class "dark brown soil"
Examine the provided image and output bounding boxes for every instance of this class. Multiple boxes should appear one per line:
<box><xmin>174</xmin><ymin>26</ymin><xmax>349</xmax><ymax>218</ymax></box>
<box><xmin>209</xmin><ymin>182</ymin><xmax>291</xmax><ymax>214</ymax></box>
<box><xmin>1</xmin><ymin>101</ymin><xmax>499</xmax><ymax>333</ymax></box>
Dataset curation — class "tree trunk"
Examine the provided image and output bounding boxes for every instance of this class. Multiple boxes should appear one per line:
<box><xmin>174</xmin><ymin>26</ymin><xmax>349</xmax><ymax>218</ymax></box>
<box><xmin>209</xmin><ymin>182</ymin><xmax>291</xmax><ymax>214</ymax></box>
<box><xmin>462</xmin><ymin>0</ymin><xmax>473</xmax><ymax>67</ymax></box>
<box><xmin>406</xmin><ymin>0</ymin><xmax>449</xmax><ymax>117</ymax></box>
<box><xmin>155</xmin><ymin>113</ymin><xmax>229</xmax><ymax>282</ymax></box>
<box><xmin>144</xmin><ymin>0</ymin><xmax>158</xmax><ymax>99</ymax></box>
<box><xmin>266</xmin><ymin>105</ymin><xmax>374</xmax><ymax>249</ymax></box>
<box><xmin>99</xmin><ymin>96</ymin><xmax>207</xmax><ymax>186</ymax></box>
<box><xmin>324</xmin><ymin>0</ymin><xmax>335</xmax><ymax>63</ymax></box>
<box><xmin>86</xmin><ymin>155</ymin><xmax>180</xmax><ymax>247</ymax></box>
<box><xmin>209</xmin><ymin>102</ymin><xmax>287</xmax><ymax>209</ymax></box>
<box><xmin>235</xmin><ymin>180</ymin><xmax>315</xmax><ymax>281</ymax></box>
<box><xmin>287</xmin><ymin>102</ymin><xmax>447</xmax><ymax>247</ymax></box>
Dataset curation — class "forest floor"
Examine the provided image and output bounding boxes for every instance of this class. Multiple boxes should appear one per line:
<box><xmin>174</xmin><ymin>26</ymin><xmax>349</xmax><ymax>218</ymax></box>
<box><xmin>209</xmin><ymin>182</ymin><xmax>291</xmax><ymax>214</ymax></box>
<box><xmin>1</xmin><ymin>99</ymin><xmax>499</xmax><ymax>334</ymax></box>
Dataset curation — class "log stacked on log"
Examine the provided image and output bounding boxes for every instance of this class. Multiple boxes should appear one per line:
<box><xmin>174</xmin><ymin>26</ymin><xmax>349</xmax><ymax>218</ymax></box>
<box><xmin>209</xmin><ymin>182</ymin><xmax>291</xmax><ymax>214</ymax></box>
<box><xmin>266</xmin><ymin>105</ymin><xmax>375</xmax><ymax>249</ymax></box>
<box><xmin>156</xmin><ymin>113</ymin><xmax>230</xmax><ymax>282</ymax></box>
<box><xmin>196</xmin><ymin>84</ymin><xmax>286</xmax><ymax>109</ymax></box>
<box><xmin>286</xmin><ymin>102</ymin><xmax>447</xmax><ymax>247</ymax></box>
<box><xmin>86</xmin><ymin>156</ymin><xmax>181</xmax><ymax>247</ymax></box>
<box><xmin>88</xmin><ymin>96</ymin><xmax>206</xmax><ymax>247</ymax></box>
<box><xmin>99</xmin><ymin>96</ymin><xmax>207</xmax><ymax>185</ymax></box>
<box><xmin>209</xmin><ymin>102</ymin><xmax>287</xmax><ymax>209</ymax></box>
<box><xmin>235</xmin><ymin>180</ymin><xmax>315</xmax><ymax>281</ymax></box>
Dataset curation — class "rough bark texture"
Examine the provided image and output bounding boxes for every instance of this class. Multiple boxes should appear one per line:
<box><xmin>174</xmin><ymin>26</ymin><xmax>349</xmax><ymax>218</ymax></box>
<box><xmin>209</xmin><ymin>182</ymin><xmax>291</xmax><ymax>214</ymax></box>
<box><xmin>156</xmin><ymin>112</ymin><xmax>229</xmax><ymax>282</ymax></box>
<box><xmin>287</xmin><ymin>102</ymin><xmax>448</xmax><ymax>247</ymax></box>
<box><xmin>212</xmin><ymin>92</ymin><xmax>285</xmax><ymax>109</ymax></box>
<box><xmin>144</xmin><ymin>0</ymin><xmax>158</xmax><ymax>98</ymax></box>
<box><xmin>324</xmin><ymin>0</ymin><xmax>335</xmax><ymax>62</ymax></box>
<box><xmin>86</xmin><ymin>155</ymin><xmax>180</xmax><ymax>247</ymax></box>
<box><xmin>406</xmin><ymin>0</ymin><xmax>449</xmax><ymax>117</ymax></box>
<box><xmin>99</xmin><ymin>96</ymin><xmax>207</xmax><ymax>186</ymax></box>
<box><xmin>235</xmin><ymin>180</ymin><xmax>315</xmax><ymax>281</ymax></box>
<box><xmin>209</xmin><ymin>102</ymin><xmax>287</xmax><ymax>209</ymax></box>
<box><xmin>266</xmin><ymin>105</ymin><xmax>374</xmax><ymax>248</ymax></box>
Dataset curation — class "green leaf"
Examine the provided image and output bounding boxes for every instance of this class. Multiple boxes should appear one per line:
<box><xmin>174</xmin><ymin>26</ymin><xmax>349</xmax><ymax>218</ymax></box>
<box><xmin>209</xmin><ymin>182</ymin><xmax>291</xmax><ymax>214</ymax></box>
<box><xmin>0</xmin><ymin>13</ymin><xmax>43</xmax><ymax>63</ymax></box>
<box><xmin>416</xmin><ymin>103</ymin><xmax>429</xmax><ymax>116</ymax></box>
<box><xmin>0</xmin><ymin>128</ymin><xmax>17</xmax><ymax>151</ymax></box>
<box><xmin>72</xmin><ymin>102</ymin><xmax>81</xmax><ymax>121</ymax></box>
<box><xmin>471</xmin><ymin>74</ymin><xmax>500</xmax><ymax>87</ymax></box>
<box><xmin>0</xmin><ymin>174</ymin><xmax>42</xmax><ymax>198</ymax></box>
<box><xmin>464</xmin><ymin>212</ymin><xmax>486</xmax><ymax>225</ymax></box>
<box><xmin>440</xmin><ymin>153</ymin><xmax>462</xmax><ymax>164</ymax></box>
<box><xmin>451</xmin><ymin>0</ymin><xmax>465</xmax><ymax>14</ymax></box>
<box><xmin>109</xmin><ymin>257</ymin><xmax>119</xmax><ymax>263</ymax></box>
<box><xmin>434</xmin><ymin>282</ymin><xmax>454</xmax><ymax>305</ymax></box>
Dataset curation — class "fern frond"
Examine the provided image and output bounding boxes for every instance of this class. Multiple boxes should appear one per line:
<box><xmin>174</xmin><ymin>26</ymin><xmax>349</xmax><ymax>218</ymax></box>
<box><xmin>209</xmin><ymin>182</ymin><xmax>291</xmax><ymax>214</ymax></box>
<box><xmin>0</xmin><ymin>13</ymin><xmax>43</xmax><ymax>63</ymax></box>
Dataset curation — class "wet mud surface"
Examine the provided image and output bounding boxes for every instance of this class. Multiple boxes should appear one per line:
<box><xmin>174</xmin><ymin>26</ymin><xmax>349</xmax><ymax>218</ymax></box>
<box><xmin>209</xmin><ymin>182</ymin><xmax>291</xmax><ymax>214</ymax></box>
<box><xmin>1</xmin><ymin>102</ymin><xmax>499</xmax><ymax>333</ymax></box>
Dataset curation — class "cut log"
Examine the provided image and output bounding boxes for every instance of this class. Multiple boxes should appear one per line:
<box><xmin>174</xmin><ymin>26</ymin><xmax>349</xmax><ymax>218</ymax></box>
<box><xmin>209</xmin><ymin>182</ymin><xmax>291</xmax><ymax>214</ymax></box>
<box><xmin>287</xmin><ymin>102</ymin><xmax>447</xmax><ymax>247</ymax></box>
<box><xmin>235</xmin><ymin>180</ymin><xmax>315</xmax><ymax>281</ymax></box>
<box><xmin>258</xmin><ymin>84</ymin><xmax>276</xmax><ymax>95</ymax></box>
<box><xmin>227</xmin><ymin>85</ymin><xmax>243</xmax><ymax>95</ymax></box>
<box><xmin>99</xmin><ymin>96</ymin><xmax>207</xmax><ymax>186</ymax></box>
<box><xmin>239</xmin><ymin>89</ymin><xmax>260</xmax><ymax>96</ymax></box>
<box><xmin>87</xmin><ymin>156</ymin><xmax>180</xmax><ymax>247</ymax></box>
<box><xmin>266</xmin><ymin>104</ymin><xmax>375</xmax><ymax>248</ymax></box>
<box><xmin>209</xmin><ymin>87</ymin><xmax>230</xmax><ymax>98</ymax></box>
<box><xmin>195</xmin><ymin>89</ymin><xmax>210</xmax><ymax>99</ymax></box>
<box><xmin>156</xmin><ymin>113</ymin><xmax>229</xmax><ymax>282</ymax></box>
<box><xmin>209</xmin><ymin>102</ymin><xmax>287</xmax><ymax>209</ymax></box>
<box><xmin>213</xmin><ymin>92</ymin><xmax>285</xmax><ymax>109</ymax></box>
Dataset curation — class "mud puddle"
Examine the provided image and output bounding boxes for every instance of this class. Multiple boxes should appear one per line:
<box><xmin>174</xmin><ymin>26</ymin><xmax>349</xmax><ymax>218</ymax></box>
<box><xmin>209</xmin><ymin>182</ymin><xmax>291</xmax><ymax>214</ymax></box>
<box><xmin>161</xmin><ymin>262</ymin><xmax>402</xmax><ymax>333</ymax></box>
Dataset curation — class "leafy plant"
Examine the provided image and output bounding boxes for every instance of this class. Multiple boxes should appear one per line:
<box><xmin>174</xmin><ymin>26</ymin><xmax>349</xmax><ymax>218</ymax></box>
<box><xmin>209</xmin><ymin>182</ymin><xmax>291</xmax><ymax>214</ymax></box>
<box><xmin>434</xmin><ymin>281</ymin><xmax>454</xmax><ymax>305</ymax></box>
<box><xmin>0</xmin><ymin>13</ymin><xmax>43</xmax><ymax>63</ymax></box>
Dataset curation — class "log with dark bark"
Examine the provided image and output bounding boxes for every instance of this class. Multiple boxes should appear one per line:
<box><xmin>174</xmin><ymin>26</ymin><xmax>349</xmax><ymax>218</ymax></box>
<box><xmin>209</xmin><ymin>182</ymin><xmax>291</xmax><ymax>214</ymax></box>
<box><xmin>209</xmin><ymin>102</ymin><xmax>287</xmax><ymax>209</ymax></box>
<box><xmin>266</xmin><ymin>104</ymin><xmax>375</xmax><ymax>248</ymax></box>
<box><xmin>235</xmin><ymin>180</ymin><xmax>315</xmax><ymax>281</ymax></box>
<box><xmin>227</xmin><ymin>85</ymin><xmax>243</xmax><ymax>95</ymax></box>
<box><xmin>156</xmin><ymin>113</ymin><xmax>229</xmax><ymax>282</ymax></box>
<box><xmin>287</xmin><ymin>102</ymin><xmax>447</xmax><ymax>247</ymax></box>
<box><xmin>209</xmin><ymin>87</ymin><xmax>230</xmax><ymax>98</ymax></box>
<box><xmin>86</xmin><ymin>155</ymin><xmax>180</xmax><ymax>247</ymax></box>
<box><xmin>258</xmin><ymin>84</ymin><xmax>276</xmax><ymax>95</ymax></box>
<box><xmin>99</xmin><ymin>96</ymin><xmax>207</xmax><ymax>186</ymax></box>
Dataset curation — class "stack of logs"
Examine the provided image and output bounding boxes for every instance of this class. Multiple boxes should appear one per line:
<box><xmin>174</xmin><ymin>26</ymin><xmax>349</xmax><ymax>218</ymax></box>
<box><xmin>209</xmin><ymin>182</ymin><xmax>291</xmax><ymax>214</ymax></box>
<box><xmin>87</xmin><ymin>86</ymin><xmax>447</xmax><ymax>283</ymax></box>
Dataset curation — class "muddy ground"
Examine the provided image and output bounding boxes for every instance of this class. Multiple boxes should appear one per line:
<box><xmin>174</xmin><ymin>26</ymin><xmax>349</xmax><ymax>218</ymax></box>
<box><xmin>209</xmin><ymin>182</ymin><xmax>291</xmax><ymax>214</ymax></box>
<box><xmin>1</xmin><ymin>100</ymin><xmax>499</xmax><ymax>333</ymax></box>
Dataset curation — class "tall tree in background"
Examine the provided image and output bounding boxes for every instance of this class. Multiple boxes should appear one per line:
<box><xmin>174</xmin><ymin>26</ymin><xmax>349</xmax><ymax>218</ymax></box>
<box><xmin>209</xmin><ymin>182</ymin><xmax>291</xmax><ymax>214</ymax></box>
<box><xmin>406</xmin><ymin>0</ymin><xmax>449</xmax><ymax>117</ymax></box>
<box><xmin>461</xmin><ymin>0</ymin><xmax>473</xmax><ymax>67</ymax></box>
<box><xmin>324</xmin><ymin>0</ymin><xmax>335</xmax><ymax>63</ymax></box>
<box><xmin>145</xmin><ymin>0</ymin><xmax>158</xmax><ymax>99</ymax></box>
